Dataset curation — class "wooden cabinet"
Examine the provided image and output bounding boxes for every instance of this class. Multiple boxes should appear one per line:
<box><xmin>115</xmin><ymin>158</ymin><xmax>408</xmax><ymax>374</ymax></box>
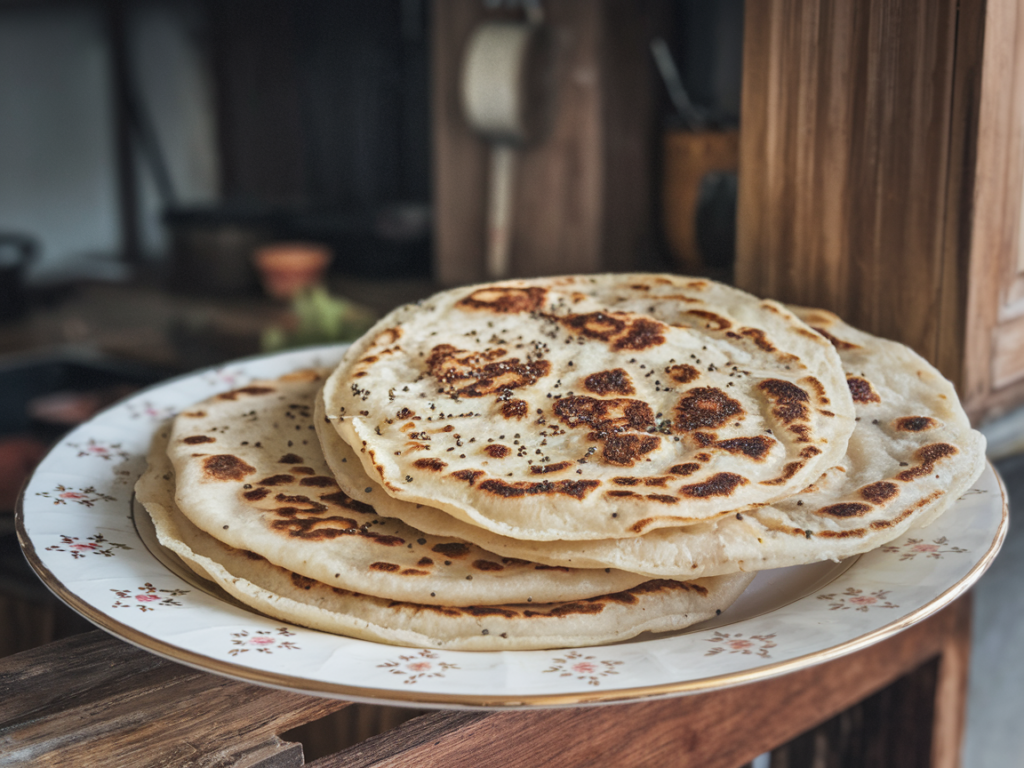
<box><xmin>735</xmin><ymin>0</ymin><xmax>1024</xmax><ymax>425</ymax></box>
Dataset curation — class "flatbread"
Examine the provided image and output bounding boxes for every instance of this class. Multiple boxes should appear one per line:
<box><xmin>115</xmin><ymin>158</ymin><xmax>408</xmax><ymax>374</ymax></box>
<box><xmin>164</xmin><ymin>370</ymin><xmax>658</xmax><ymax>606</ymax></box>
<box><xmin>322</xmin><ymin>274</ymin><xmax>856</xmax><ymax>541</ymax></box>
<box><xmin>317</xmin><ymin>309</ymin><xmax>986</xmax><ymax>577</ymax></box>
<box><xmin>138</xmin><ymin>430</ymin><xmax>755</xmax><ymax>651</ymax></box>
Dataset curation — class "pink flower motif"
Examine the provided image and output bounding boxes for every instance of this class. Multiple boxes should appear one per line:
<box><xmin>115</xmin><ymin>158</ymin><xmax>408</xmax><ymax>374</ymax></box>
<box><xmin>572</xmin><ymin>662</ymin><xmax>598</xmax><ymax>674</ymax></box>
<box><xmin>59</xmin><ymin>491</ymin><xmax>86</xmax><ymax>500</ymax></box>
<box><xmin>135</xmin><ymin>594</ymin><xmax>160</xmax><ymax>602</ymax></box>
<box><xmin>849</xmin><ymin>596</ymin><xmax>877</xmax><ymax>605</ymax></box>
<box><xmin>728</xmin><ymin>639</ymin><xmax>754</xmax><ymax>650</ymax></box>
<box><xmin>407</xmin><ymin>661</ymin><xmax>432</xmax><ymax>672</ymax></box>
<box><xmin>71</xmin><ymin>543</ymin><xmax>98</xmax><ymax>551</ymax></box>
<box><xmin>249</xmin><ymin>636</ymin><xmax>275</xmax><ymax>646</ymax></box>
<box><xmin>88</xmin><ymin>446</ymin><xmax>109</xmax><ymax>455</ymax></box>
<box><xmin>912</xmin><ymin>544</ymin><xmax>939</xmax><ymax>553</ymax></box>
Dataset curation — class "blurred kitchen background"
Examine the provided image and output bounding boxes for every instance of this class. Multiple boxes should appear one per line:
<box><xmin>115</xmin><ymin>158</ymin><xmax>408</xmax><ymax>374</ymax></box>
<box><xmin>0</xmin><ymin>0</ymin><xmax>744</xmax><ymax>535</ymax></box>
<box><xmin>1</xmin><ymin>1</ymin><xmax>1021</xmax><ymax>765</ymax></box>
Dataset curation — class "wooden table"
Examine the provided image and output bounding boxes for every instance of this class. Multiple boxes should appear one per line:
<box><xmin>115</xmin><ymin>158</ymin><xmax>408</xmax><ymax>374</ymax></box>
<box><xmin>0</xmin><ymin>595</ymin><xmax>970</xmax><ymax>767</ymax></box>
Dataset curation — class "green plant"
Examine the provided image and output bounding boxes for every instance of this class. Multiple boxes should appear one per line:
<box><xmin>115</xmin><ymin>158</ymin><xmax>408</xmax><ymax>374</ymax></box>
<box><xmin>261</xmin><ymin>286</ymin><xmax>377</xmax><ymax>351</ymax></box>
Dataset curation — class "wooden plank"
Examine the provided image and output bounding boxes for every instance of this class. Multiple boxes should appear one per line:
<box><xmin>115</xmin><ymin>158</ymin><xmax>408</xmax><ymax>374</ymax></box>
<box><xmin>430</xmin><ymin>0</ymin><xmax>663</xmax><ymax>285</ymax></box>
<box><xmin>313</xmin><ymin>597</ymin><xmax>971</xmax><ymax>768</ymax></box>
<box><xmin>0</xmin><ymin>631</ymin><xmax>348</xmax><ymax>767</ymax></box>
<box><xmin>735</xmin><ymin>0</ymin><xmax>967</xmax><ymax>379</ymax></box>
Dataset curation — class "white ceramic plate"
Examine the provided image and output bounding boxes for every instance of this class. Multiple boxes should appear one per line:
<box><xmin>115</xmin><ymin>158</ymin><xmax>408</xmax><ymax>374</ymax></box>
<box><xmin>16</xmin><ymin>346</ymin><xmax>1007</xmax><ymax>709</ymax></box>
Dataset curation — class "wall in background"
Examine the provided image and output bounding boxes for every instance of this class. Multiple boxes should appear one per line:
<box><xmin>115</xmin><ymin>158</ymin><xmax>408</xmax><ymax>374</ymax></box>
<box><xmin>0</xmin><ymin>1</ymin><xmax>218</xmax><ymax>284</ymax></box>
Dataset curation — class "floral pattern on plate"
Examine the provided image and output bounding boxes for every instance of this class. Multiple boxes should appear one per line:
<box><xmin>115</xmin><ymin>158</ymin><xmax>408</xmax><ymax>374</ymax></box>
<box><xmin>880</xmin><ymin>537</ymin><xmax>968</xmax><ymax>561</ymax></box>
<box><xmin>46</xmin><ymin>534</ymin><xmax>131</xmax><ymax>559</ymax></box>
<box><xmin>66</xmin><ymin>439</ymin><xmax>131</xmax><ymax>462</ymax></box>
<box><xmin>35</xmin><ymin>485</ymin><xmax>116</xmax><ymax>507</ymax></box>
<box><xmin>378</xmin><ymin>650</ymin><xmax>460</xmax><ymax>685</ymax></box>
<box><xmin>543</xmin><ymin>650</ymin><xmax>624</xmax><ymax>687</ymax></box>
<box><xmin>817</xmin><ymin>588</ymin><xmax>898</xmax><ymax>612</ymax></box>
<box><xmin>704</xmin><ymin>632</ymin><xmax>777</xmax><ymax>659</ymax></box>
<box><xmin>111</xmin><ymin>583</ymin><xmax>189</xmax><ymax>612</ymax></box>
<box><xmin>228</xmin><ymin>628</ymin><xmax>300</xmax><ymax>656</ymax></box>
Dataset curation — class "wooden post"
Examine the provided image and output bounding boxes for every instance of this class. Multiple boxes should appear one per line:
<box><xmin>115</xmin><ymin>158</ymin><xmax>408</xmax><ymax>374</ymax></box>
<box><xmin>734</xmin><ymin>0</ymin><xmax>987</xmax><ymax>409</ymax></box>
<box><xmin>431</xmin><ymin>0</ymin><xmax>665</xmax><ymax>286</ymax></box>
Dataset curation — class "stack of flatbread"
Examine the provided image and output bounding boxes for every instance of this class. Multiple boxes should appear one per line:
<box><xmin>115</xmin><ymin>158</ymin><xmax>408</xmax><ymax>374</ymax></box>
<box><xmin>137</xmin><ymin>274</ymin><xmax>986</xmax><ymax>650</ymax></box>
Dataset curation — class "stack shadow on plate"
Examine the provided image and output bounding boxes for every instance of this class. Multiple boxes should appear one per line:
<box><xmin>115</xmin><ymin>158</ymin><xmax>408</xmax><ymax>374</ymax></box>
<box><xmin>137</xmin><ymin>275</ymin><xmax>985</xmax><ymax>651</ymax></box>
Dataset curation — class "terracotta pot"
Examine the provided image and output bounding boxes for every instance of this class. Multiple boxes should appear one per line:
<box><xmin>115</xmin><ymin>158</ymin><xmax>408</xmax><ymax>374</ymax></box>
<box><xmin>252</xmin><ymin>243</ymin><xmax>333</xmax><ymax>300</ymax></box>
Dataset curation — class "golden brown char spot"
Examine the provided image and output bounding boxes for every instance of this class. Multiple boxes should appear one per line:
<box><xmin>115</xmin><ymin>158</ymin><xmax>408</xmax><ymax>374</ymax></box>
<box><xmin>868</xmin><ymin>491</ymin><xmax>943</xmax><ymax>530</ymax></box>
<box><xmin>478</xmin><ymin>478</ymin><xmax>601</xmax><ymax>500</ymax></box>
<box><xmin>739</xmin><ymin>327</ymin><xmax>776</xmax><ymax>351</ymax></box>
<box><xmin>860</xmin><ymin>481</ymin><xmax>899</xmax><ymax>504</ymax></box>
<box><xmin>299</xmin><ymin>476</ymin><xmax>337</xmax><ymax>488</ymax></box>
<box><xmin>432</xmin><ymin>542</ymin><xmax>472</xmax><ymax>558</ymax></box>
<box><xmin>553</xmin><ymin>396</ymin><xmax>655</xmax><ymax>434</ymax></box>
<box><xmin>202</xmin><ymin>454</ymin><xmax>256</xmax><ymax>481</ymax></box>
<box><xmin>612</xmin><ymin>477</ymin><xmax>641</xmax><ymax>486</ymax></box>
<box><xmin>686</xmin><ymin>309</ymin><xmax>732</xmax><ymax>330</ymax></box>
<box><xmin>584</xmin><ymin>368</ymin><xmax>636</xmax><ymax>395</ymax></box>
<box><xmin>560</xmin><ymin>311</ymin><xmax>624</xmax><ymax>341</ymax></box>
<box><xmin>291</xmin><ymin>466</ymin><xmax>315</xmax><ymax>475</ymax></box>
<box><xmin>182</xmin><ymin>410</ymin><xmax>206</xmax><ymax>418</ymax></box>
<box><xmin>669</xmin><ymin>463</ymin><xmax>701</xmax><ymax>476</ymax></box>
<box><xmin>801</xmin><ymin>376</ymin><xmax>829</xmax><ymax>405</ymax></box>
<box><xmin>813</xmin><ymin>327</ymin><xmax>858</xmax><ymax>350</ymax></box>
<box><xmin>666</xmin><ymin>364</ymin><xmax>701</xmax><ymax>384</ymax></box>
<box><xmin>451</xmin><ymin>469</ymin><xmax>485</xmax><ymax>485</ymax></box>
<box><xmin>217</xmin><ymin>386</ymin><xmax>275</xmax><ymax>400</ymax></box>
<box><xmin>760</xmin><ymin>460</ymin><xmax>806</xmax><ymax>486</ymax></box>
<box><xmin>413</xmin><ymin>457</ymin><xmax>448</xmax><ymax>472</ymax></box>
<box><xmin>530</xmin><ymin>461</ymin><xmax>573</xmax><ymax>474</ymax></box>
<box><xmin>256</xmin><ymin>473</ymin><xmax>295</xmax><ymax>487</ymax></box>
<box><xmin>716</xmin><ymin>435</ymin><xmax>775</xmax><ymax>461</ymax></box>
<box><xmin>693</xmin><ymin>432</ymin><xmax>715</xmax><ymax>447</ymax></box>
<box><xmin>430</xmin><ymin>540</ymin><xmax>468</xmax><ymax>561</ymax></box>
<box><xmin>674</xmin><ymin>387</ymin><xmax>743</xmax><ymax>432</ymax></box>
<box><xmin>373</xmin><ymin>327</ymin><xmax>402</xmax><ymax>346</ymax></box>
<box><xmin>559</xmin><ymin>312</ymin><xmax>668</xmax><ymax>351</ymax></box>
<box><xmin>644</xmin><ymin>477</ymin><xmax>669</xmax><ymax>487</ymax></box>
<box><xmin>463</xmin><ymin>605</ymin><xmax>519</xmax><ymax>618</ymax></box>
<box><xmin>404</xmin><ymin>442</ymin><xmax>429</xmax><ymax>453</ymax></box>
<box><xmin>457</xmin><ymin>285</ymin><xmax>548</xmax><ymax>313</ymax></box>
<box><xmin>847</xmin><ymin>376</ymin><xmax>881</xmax><ymax>403</ymax></box>
<box><xmin>472</xmin><ymin>560</ymin><xmax>504</xmax><ymax>572</ymax></box>
<box><xmin>417</xmin><ymin>557</ymin><xmax>433</xmax><ymax>566</ymax></box>
<box><xmin>400</xmin><ymin>568</ymin><xmax>429</xmax><ymax>576</ymax></box>
<box><xmin>800</xmin><ymin>446</ymin><xmax>822</xmax><ymax>458</ymax></box>
<box><xmin>183</xmin><ymin>435</ymin><xmax>215</xmax><ymax>445</ymax></box>
<box><xmin>426</xmin><ymin>345</ymin><xmax>551</xmax><ymax>398</ymax></box>
<box><xmin>680</xmin><ymin>472</ymin><xmax>747</xmax><ymax>498</ymax></box>
<box><xmin>278</xmin><ymin>453</ymin><xmax>303</xmax><ymax>464</ymax></box>
<box><xmin>352</xmin><ymin>372</ymin><xmax>368</xmax><ymax>379</ymax></box>
<box><xmin>396</xmin><ymin>407</ymin><xmax>416</xmax><ymax>420</ymax></box>
<box><xmin>788</xmin><ymin>424</ymin><xmax>811</xmax><ymax>443</ymax></box>
<box><xmin>358</xmin><ymin>355</ymin><xmax>379</xmax><ymax>365</ymax></box>
<box><xmin>895</xmin><ymin>416</ymin><xmax>938</xmax><ymax>432</ymax></box>
<box><xmin>758</xmin><ymin>379</ymin><xmax>811</xmax><ymax>424</ymax></box>
<box><xmin>896</xmin><ymin>443</ymin><xmax>958</xmax><ymax>481</ymax></box>
<box><xmin>817</xmin><ymin>502</ymin><xmax>872</xmax><ymax>518</ymax></box>
<box><xmin>646</xmin><ymin>494</ymin><xmax>678</xmax><ymax>504</ymax></box>
<box><xmin>602</xmin><ymin>434</ymin><xmax>660</xmax><ymax>467</ymax></box>
<box><xmin>290</xmin><ymin>573</ymin><xmax>316</xmax><ymax>590</ymax></box>
<box><xmin>483</xmin><ymin>443</ymin><xmax>510</xmax><ymax>459</ymax></box>
<box><xmin>243</xmin><ymin>487</ymin><xmax>271</xmax><ymax>501</ymax></box>
<box><xmin>370</xmin><ymin>562</ymin><xmax>401</xmax><ymax>572</ymax></box>
<box><xmin>607</xmin><ymin>490</ymin><xmax>639</xmax><ymax>498</ymax></box>
<box><xmin>613</xmin><ymin>318</ymin><xmax>667</xmax><ymax>351</ymax></box>
<box><xmin>318</xmin><ymin>492</ymin><xmax>375</xmax><ymax>517</ymax></box>
<box><xmin>500</xmin><ymin>399</ymin><xmax>529</xmax><ymax>419</ymax></box>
